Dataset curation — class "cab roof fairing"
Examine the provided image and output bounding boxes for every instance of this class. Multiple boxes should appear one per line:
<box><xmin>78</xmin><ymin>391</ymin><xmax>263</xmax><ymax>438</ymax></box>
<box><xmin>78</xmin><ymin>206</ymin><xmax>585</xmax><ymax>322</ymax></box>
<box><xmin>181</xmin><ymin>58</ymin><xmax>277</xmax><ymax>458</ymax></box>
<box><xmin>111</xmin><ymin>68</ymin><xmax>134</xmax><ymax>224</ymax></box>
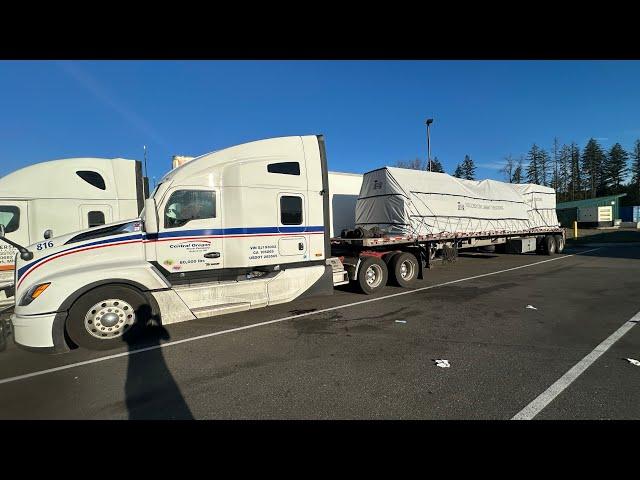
<box><xmin>0</xmin><ymin>157</ymin><xmax>139</xmax><ymax>200</ymax></box>
<box><xmin>156</xmin><ymin>135</ymin><xmax>317</xmax><ymax>189</ymax></box>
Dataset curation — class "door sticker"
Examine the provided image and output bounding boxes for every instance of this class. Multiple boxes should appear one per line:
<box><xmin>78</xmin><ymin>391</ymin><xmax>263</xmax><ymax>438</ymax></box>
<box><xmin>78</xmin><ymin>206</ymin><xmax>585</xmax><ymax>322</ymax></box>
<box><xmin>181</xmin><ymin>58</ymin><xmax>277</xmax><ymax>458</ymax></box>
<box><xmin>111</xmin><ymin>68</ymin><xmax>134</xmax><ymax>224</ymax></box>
<box><xmin>249</xmin><ymin>243</ymin><xmax>278</xmax><ymax>261</ymax></box>
<box><xmin>162</xmin><ymin>240</ymin><xmax>214</xmax><ymax>271</ymax></box>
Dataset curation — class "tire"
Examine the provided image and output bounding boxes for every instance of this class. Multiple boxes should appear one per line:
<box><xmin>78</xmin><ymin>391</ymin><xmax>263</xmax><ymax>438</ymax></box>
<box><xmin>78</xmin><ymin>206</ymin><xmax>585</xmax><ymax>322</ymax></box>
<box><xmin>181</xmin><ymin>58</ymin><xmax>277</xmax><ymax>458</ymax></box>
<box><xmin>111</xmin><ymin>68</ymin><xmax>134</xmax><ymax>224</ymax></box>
<box><xmin>66</xmin><ymin>285</ymin><xmax>150</xmax><ymax>350</ymax></box>
<box><xmin>554</xmin><ymin>234</ymin><xmax>565</xmax><ymax>253</ymax></box>
<box><xmin>382</xmin><ymin>251</ymin><xmax>400</xmax><ymax>266</ymax></box>
<box><xmin>356</xmin><ymin>256</ymin><xmax>388</xmax><ymax>295</ymax></box>
<box><xmin>543</xmin><ymin>235</ymin><xmax>556</xmax><ymax>255</ymax></box>
<box><xmin>388</xmin><ymin>252</ymin><xmax>419</xmax><ymax>288</ymax></box>
<box><xmin>0</xmin><ymin>320</ymin><xmax>7</xmax><ymax>352</ymax></box>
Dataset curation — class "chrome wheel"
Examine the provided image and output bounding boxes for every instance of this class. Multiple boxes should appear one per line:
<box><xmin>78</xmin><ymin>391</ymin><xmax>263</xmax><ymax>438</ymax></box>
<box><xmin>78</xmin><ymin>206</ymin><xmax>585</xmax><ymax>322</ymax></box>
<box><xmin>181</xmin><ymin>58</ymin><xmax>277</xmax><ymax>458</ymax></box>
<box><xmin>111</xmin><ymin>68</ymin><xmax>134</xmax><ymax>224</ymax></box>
<box><xmin>84</xmin><ymin>298</ymin><xmax>136</xmax><ymax>340</ymax></box>
<box><xmin>399</xmin><ymin>259</ymin><xmax>415</xmax><ymax>280</ymax></box>
<box><xmin>365</xmin><ymin>264</ymin><xmax>384</xmax><ymax>288</ymax></box>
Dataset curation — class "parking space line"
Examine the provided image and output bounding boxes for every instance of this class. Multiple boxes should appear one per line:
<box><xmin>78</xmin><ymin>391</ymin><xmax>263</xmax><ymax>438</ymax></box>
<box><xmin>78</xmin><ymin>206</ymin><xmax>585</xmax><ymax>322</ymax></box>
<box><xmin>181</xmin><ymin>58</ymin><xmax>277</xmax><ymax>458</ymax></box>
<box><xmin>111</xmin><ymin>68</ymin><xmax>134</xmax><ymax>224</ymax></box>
<box><xmin>512</xmin><ymin>308</ymin><xmax>640</xmax><ymax>420</ymax></box>
<box><xmin>0</xmin><ymin>247</ymin><xmax>601</xmax><ymax>387</ymax></box>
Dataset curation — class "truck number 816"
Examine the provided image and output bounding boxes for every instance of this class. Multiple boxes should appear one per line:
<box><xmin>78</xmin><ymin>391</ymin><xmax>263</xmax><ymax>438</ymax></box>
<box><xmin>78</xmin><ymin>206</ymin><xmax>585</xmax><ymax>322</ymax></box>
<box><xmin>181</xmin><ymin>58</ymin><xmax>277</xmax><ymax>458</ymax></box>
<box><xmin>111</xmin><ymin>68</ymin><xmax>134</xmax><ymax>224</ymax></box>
<box><xmin>36</xmin><ymin>241</ymin><xmax>54</xmax><ymax>251</ymax></box>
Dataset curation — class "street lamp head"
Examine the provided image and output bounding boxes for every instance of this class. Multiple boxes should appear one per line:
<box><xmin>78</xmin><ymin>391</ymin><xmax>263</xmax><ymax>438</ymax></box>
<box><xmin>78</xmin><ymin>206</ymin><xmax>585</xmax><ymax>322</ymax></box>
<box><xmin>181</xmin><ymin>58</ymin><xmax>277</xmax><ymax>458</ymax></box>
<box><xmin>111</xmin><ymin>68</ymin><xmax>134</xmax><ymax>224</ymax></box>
<box><xmin>426</xmin><ymin>118</ymin><xmax>434</xmax><ymax>126</ymax></box>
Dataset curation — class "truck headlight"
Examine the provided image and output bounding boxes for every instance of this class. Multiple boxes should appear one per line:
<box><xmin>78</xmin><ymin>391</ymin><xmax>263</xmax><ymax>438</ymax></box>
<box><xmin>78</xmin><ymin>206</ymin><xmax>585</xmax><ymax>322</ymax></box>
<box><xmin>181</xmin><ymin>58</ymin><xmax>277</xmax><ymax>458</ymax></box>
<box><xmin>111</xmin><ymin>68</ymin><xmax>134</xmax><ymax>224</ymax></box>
<box><xmin>19</xmin><ymin>283</ymin><xmax>51</xmax><ymax>306</ymax></box>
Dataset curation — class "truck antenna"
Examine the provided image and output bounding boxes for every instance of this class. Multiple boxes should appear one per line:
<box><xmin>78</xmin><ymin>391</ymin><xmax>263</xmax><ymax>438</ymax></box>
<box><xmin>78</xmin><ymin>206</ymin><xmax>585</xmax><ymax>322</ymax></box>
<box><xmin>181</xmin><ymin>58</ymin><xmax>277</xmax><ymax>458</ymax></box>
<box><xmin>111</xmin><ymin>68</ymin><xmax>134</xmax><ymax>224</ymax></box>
<box><xmin>143</xmin><ymin>145</ymin><xmax>148</xmax><ymax>180</ymax></box>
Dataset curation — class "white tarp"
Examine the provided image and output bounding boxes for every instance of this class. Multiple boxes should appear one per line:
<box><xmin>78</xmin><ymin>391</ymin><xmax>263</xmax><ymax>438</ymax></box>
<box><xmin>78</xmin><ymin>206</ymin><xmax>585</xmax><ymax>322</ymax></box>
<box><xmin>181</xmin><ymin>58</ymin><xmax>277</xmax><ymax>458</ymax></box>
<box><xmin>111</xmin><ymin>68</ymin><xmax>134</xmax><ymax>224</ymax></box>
<box><xmin>355</xmin><ymin>167</ymin><xmax>559</xmax><ymax>237</ymax></box>
<box><xmin>511</xmin><ymin>183</ymin><xmax>559</xmax><ymax>229</ymax></box>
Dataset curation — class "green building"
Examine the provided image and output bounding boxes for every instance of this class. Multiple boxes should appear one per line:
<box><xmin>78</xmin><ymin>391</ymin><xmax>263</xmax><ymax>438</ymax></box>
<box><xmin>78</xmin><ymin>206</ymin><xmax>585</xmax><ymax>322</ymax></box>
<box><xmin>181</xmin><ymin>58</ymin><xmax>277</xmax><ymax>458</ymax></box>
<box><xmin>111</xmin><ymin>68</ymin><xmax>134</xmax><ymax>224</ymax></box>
<box><xmin>556</xmin><ymin>194</ymin><xmax>626</xmax><ymax>227</ymax></box>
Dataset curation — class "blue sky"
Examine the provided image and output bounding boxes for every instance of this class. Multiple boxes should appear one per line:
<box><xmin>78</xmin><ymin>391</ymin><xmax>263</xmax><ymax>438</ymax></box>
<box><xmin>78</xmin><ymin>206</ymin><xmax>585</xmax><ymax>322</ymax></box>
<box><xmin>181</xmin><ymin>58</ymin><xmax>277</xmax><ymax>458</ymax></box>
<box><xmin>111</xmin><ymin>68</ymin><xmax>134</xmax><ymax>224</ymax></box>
<box><xmin>1</xmin><ymin>60</ymin><xmax>639</xmax><ymax>185</ymax></box>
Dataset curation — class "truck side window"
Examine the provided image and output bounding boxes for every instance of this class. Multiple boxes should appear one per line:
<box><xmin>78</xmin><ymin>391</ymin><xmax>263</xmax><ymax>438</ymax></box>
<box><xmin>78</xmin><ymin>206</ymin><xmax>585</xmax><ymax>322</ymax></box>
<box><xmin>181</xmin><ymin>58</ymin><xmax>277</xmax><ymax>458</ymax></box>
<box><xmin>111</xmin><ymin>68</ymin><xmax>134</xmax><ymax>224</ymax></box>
<box><xmin>267</xmin><ymin>162</ymin><xmax>300</xmax><ymax>175</ymax></box>
<box><xmin>164</xmin><ymin>190</ymin><xmax>216</xmax><ymax>229</ymax></box>
<box><xmin>280</xmin><ymin>196</ymin><xmax>302</xmax><ymax>225</ymax></box>
<box><xmin>76</xmin><ymin>171</ymin><xmax>106</xmax><ymax>190</ymax></box>
<box><xmin>88</xmin><ymin>211</ymin><xmax>106</xmax><ymax>228</ymax></box>
<box><xmin>0</xmin><ymin>206</ymin><xmax>19</xmax><ymax>233</ymax></box>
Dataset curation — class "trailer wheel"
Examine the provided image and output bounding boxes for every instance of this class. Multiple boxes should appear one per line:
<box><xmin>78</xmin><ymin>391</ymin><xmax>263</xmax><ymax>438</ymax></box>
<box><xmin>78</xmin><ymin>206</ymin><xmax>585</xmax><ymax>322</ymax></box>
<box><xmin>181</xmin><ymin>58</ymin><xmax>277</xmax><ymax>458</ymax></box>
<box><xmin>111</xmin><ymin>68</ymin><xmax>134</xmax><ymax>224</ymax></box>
<box><xmin>66</xmin><ymin>285</ymin><xmax>149</xmax><ymax>350</ymax></box>
<box><xmin>554</xmin><ymin>234</ymin><xmax>565</xmax><ymax>253</ymax></box>
<box><xmin>543</xmin><ymin>235</ymin><xmax>557</xmax><ymax>255</ymax></box>
<box><xmin>388</xmin><ymin>252</ymin><xmax>419</xmax><ymax>288</ymax></box>
<box><xmin>356</xmin><ymin>256</ymin><xmax>388</xmax><ymax>295</ymax></box>
<box><xmin>382</xmin><ymin>251</ymin><xmax>400</xmax><ymax>266</ymax></box>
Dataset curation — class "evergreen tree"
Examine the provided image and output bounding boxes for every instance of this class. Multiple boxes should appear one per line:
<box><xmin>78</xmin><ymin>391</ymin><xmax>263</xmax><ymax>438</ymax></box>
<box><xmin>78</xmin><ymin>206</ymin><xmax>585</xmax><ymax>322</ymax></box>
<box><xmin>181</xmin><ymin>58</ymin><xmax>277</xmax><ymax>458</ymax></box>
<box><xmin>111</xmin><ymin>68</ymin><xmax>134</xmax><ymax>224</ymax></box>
<box><xmin>539</xmin><ymin>149</ymin><xmax>551</xmax><ymax>186</ymax></box>
<box><xmin>430</xmin><ymin>156</ymin><xmax>444</xmax><ymax>173</ymax></box>
<box><xmin>512</xmin><ymin>156</ymin><xmax>523</xmax><ymax>184</ymax></box>
<box><xmin>631</xmin><ymin>140</ymin><xmax>640</xmax><ymax>201</ymax></box>
<box><xmin>600</xmin><ymin>149</ymin><xmax>610</xmax><ymax>195</ymax></box>
<box><xmin>570</xmin><ymin>142</ymin><xmax>581</xmax><ymax>200</ymax></box>
<box><xmin>395</xmin><ymin>156</ymin><xmax>445</xmax><ymax>173</ymax></box>
<box><xmin>558</xmin><ymin>144</ymin><xmax>572</xmax><ymax>201</ymax></box>
<box><xmin>461</xmin><ymin>154</ymin><xmax>476</xmax><ymax>180</ymax></box>
<box><xmin>453</xmin><ymin>163</ymin><xmax>464</xmax><ymax>178</ymax></box>
<box><xmin>526</xmin><ymin>144</ymin><xmax>540</xmax><ymax>184</ymax></box>
<box><xmin>551</xmin><ymin>137</ymin><xmax>560</xmax><ymax>191</ymax></box>
<box><xmin>605</xmin><ymin>143</ymin><xmax>628</xmax><ymax>192</ymax></box>
<box><xmin>581</xmin><ymin>138</ymin><xmax>606</xmax><ymax>198</ymax></box>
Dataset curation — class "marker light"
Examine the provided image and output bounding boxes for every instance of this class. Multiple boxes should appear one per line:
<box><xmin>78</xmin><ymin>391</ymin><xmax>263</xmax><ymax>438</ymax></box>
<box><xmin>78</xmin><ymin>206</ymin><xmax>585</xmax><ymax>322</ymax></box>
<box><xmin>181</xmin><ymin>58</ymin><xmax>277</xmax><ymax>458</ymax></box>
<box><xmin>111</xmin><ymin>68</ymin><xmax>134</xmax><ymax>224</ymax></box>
<box><xmin>19</xmin><ymin>283</ymin><xmax>51</xmax><ymax>306</ymax></box>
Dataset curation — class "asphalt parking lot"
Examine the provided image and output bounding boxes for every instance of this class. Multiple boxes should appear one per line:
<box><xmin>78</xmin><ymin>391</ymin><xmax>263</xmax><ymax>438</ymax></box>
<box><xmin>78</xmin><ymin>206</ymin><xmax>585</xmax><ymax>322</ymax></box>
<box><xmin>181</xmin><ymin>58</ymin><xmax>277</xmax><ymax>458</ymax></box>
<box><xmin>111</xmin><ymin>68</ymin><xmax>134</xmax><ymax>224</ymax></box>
<box><xmin>0</xmin><ymin>244</ymin><xmax>638</xmax><ymax>420</ymax></box>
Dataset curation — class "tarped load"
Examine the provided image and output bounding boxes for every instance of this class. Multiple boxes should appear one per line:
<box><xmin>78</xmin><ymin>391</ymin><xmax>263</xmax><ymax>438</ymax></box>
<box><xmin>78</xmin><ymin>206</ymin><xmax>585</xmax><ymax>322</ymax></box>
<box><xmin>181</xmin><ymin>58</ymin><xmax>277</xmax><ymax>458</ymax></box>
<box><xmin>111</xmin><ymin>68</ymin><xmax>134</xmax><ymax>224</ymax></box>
<box><xmin>510</xmin><ymin>183</ymin><xmax>559</xmax><ymax>229</ymax></box>
<box><xmin>355</xmin><ymin>167</ymin><xmax>559</xmax><ymax>237</ymax></box>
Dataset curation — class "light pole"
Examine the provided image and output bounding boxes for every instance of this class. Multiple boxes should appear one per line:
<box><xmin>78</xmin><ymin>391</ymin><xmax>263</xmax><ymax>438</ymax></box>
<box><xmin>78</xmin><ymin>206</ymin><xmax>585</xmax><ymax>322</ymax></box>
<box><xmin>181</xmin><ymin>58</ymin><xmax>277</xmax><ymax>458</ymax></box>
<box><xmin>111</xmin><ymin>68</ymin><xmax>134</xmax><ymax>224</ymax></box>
<box><xmin>426</xmin><ymin>118</ymin><xmax>434</xmax><ymax>171</ymax></box>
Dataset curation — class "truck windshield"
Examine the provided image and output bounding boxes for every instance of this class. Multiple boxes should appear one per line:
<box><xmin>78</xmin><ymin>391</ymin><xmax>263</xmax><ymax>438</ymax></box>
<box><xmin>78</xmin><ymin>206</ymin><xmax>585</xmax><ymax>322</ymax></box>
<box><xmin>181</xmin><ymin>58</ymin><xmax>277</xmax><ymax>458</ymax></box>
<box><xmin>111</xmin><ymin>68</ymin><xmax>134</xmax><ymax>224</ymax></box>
<box><xmin>0</xmin><ymin>206</ymin><xmax>20</xmax><ymax>234</ymax></box>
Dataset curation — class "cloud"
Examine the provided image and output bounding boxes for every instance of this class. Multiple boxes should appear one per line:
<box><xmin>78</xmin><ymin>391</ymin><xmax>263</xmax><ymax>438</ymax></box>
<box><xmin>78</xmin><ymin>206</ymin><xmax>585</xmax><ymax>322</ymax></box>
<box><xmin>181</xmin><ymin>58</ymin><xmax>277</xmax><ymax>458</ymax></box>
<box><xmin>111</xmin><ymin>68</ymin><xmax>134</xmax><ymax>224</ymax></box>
<box><xmin>56</xmin><ymin>61</ymin><xmax>167</xmax><ymax>147</ymax></box>
<box><xmin>477</xmin><ymin>162</ymin><xmax>505</xmax><ymax>170</ymax></box>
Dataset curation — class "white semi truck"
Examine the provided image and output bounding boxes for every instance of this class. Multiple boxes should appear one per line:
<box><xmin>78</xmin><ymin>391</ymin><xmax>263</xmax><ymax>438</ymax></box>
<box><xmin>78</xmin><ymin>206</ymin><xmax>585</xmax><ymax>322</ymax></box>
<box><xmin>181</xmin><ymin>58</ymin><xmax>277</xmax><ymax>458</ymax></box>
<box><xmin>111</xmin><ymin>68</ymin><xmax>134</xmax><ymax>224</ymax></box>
<box><xmin>0</xmin><ymin>157</ymin><xmax>147</xmax><ymax>307</ymax></box>
<box><xmin>3</xmin><ymin>135</ymin><xmax>563</xmax><ymax>353</ymax></box>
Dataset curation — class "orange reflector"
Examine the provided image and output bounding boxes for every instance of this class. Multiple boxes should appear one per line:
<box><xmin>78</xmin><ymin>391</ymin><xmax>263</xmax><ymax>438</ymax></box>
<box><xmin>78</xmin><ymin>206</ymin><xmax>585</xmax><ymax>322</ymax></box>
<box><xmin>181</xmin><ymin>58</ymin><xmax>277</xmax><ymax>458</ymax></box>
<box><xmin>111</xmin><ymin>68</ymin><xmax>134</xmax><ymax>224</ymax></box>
<box><xmin>31</xmin><ymin>283</ymin><xmax>50</xmax><ymax>299</ymax></box>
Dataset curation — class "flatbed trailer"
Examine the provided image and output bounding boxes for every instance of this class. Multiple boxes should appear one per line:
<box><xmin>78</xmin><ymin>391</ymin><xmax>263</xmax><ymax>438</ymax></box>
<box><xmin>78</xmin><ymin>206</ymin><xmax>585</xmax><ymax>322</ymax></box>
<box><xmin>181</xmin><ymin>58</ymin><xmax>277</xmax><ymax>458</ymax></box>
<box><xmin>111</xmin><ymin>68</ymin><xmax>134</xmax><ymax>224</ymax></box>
<box><xmin>329</xmin><ymin>226</ymin><xmax>565</xmax><ymax>294</ymax></box>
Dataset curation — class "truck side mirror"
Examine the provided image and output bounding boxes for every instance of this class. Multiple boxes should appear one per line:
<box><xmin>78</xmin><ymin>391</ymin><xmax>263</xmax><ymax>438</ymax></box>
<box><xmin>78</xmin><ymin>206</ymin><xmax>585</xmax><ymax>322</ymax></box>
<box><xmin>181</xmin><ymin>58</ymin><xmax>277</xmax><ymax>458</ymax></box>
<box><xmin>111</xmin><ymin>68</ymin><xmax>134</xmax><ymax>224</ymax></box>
<box><xmin>44</xmin><ymin>229</ymin><xmax>53</xmax><ymax>239</ymax></box>
<box><xmin>144</xmin><ymin>198</ymin><xmax>159</xmax><ymax>234</ymax></box>
<box><xmin>0</xmin><ymin>225</ymin><xmax>4</xmax><ymax>238</ymax></box>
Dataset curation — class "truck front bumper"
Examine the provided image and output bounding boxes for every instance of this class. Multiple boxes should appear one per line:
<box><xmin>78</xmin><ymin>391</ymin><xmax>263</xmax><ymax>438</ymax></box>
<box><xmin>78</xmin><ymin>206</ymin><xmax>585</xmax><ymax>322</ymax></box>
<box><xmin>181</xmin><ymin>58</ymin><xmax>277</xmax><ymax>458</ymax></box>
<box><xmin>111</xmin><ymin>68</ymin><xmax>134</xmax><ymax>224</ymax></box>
<box><xmin>10</xmin><ymin>311</ymin><xmax>70</xmax><ymax>354</ymax></box>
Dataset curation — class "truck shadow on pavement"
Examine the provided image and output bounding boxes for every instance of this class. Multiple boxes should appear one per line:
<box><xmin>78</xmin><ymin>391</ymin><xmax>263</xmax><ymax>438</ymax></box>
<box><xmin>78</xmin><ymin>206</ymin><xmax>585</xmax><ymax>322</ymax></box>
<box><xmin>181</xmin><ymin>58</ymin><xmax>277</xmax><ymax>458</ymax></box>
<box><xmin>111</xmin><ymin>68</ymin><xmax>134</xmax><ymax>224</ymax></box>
<box><xmin>123</xmin><ymin>311</ymin><xmax>194</xmax><ymax>420</ymax></box>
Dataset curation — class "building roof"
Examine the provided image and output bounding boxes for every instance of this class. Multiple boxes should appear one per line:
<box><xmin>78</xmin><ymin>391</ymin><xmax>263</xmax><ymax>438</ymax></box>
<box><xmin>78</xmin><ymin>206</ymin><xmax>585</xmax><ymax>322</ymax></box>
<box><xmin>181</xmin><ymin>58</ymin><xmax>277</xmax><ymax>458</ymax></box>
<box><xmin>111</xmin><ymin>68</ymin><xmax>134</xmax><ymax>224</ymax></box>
<box><xmin>557</xmin><ymin>193</ymin><xmax>627</xmax><ymax>209</ymax></box>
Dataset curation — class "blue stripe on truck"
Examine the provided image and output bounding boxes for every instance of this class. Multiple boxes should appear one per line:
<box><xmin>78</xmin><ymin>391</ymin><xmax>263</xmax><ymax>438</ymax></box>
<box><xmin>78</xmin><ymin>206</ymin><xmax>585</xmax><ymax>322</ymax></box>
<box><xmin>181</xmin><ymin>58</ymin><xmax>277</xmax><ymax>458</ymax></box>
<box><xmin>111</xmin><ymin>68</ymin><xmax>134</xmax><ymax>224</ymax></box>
<box><xmin>16</xmin><ymin>226</ymin><xmax>325</xmax><ymax>281</ymax></box>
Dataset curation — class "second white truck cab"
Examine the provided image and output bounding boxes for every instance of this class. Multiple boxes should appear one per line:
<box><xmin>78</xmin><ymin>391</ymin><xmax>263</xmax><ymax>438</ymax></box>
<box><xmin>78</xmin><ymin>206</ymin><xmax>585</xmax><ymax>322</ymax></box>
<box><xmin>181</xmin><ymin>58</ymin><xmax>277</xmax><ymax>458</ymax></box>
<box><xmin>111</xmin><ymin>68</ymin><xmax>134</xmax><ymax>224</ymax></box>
<box><xmin>0</xmin><ymin>157</ymin><xmax>147</xmax><ymax>306</ymax></box>
<box><xmin>9</xmin><ymin>135</ymin><xmax>346</xmax><ymax>352</ymax></box>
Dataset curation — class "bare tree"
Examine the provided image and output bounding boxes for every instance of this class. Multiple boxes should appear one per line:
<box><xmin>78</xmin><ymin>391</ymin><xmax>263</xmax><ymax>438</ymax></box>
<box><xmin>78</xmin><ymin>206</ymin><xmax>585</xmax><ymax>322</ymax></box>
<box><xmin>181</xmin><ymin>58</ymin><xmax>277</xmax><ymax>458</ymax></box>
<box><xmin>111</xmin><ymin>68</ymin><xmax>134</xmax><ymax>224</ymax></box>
<box><xmin>512</xmin><ymin>156</ymin><xmax>523</xmax><ymax>183</ymax></box>
<box><xmin>394</xmin><ymin>157</ymin><xmax>426</xmax><ymax>170</ymax></box>
<box><xmin>499</xmin><ymin>155</ymin><xmax>515</xmax><ymax>183</ymax></box>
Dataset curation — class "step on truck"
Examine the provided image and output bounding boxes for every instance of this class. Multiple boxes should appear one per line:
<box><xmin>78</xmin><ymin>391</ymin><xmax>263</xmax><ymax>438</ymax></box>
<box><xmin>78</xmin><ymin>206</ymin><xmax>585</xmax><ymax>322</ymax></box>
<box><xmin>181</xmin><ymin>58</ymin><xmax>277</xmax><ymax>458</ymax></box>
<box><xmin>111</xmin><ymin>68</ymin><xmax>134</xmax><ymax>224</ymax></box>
<box><xmin>3</xmin><ymin>135</ymin><xmax>563</xmax><ymax>353</ymax></box>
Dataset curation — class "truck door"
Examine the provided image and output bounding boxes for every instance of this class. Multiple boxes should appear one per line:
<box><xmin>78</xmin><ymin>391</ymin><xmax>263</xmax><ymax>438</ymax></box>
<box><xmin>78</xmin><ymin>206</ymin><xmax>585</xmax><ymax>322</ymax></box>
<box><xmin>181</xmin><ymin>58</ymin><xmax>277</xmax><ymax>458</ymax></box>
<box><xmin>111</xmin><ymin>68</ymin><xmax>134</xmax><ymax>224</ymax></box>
<box><xmin>79</xmin><ymin>204</ymin><xmax>113</xmax><ymax>229</ymax></box>
<box><xmin>0</xmin><ymin>201</ymin><xmax>29</xmax><ymax>274</ymax></box>
<box><xmin>277</xmin><ymin>193</ymin><xmax>308</xmax><ymax>261</ymax></box>
<box><xmin>153</xmin><ymin>187</ymin><xmax>223</xmax><ymax>276</ymax></box>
